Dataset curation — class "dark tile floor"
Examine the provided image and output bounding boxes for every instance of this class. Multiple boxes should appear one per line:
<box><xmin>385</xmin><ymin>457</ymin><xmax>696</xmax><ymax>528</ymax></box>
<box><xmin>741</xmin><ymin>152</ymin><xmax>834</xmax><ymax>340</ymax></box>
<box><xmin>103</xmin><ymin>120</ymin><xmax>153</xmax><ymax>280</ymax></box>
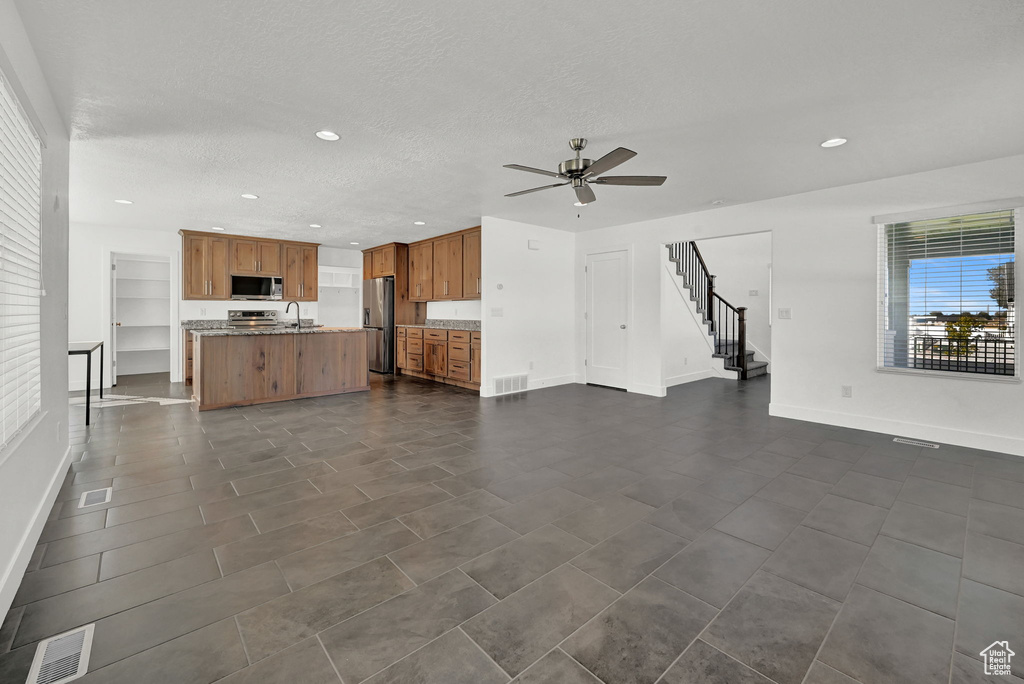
<box><xmin>2</xmin><ymin>372</ymin><xmax>1024</xmax><ymax>683</ymax></box>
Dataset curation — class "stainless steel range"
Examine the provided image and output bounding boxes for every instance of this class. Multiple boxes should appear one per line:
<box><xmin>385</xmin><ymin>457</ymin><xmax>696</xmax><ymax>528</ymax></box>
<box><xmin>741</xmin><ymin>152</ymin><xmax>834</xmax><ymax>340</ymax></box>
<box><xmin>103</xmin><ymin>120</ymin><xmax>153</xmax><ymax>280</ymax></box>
<box><xmin>228</xmin><ymin>310</ymin><xmax>280</xmax><ymax>328</ymax></box>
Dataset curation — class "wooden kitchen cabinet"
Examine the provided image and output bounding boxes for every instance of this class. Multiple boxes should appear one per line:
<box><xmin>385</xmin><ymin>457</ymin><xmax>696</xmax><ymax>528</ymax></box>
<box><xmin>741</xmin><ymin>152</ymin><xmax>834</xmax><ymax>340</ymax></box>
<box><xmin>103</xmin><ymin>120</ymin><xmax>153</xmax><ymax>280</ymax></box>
<box><xmin>423</xmin><ymin>339</ymin><xmax>448</xmax><ymax>377</ymax></box>
<box><xmin>365</xmin><ymin>244</ymin><xmax>398</xmax><ymax>278</ymax></box>
<box><xmin>182</xmin><ymin>230</ymin><xmax>316</xmax><ymax>300</ymax></box>
<box><xmin>471</xmin><ymin>335</ymin><xmax>481</xmax><ymax>385</ymax></box>
<box><xmin>408</xmin><ymin>241</ymin><xmax>433</xmax><ymax>301</ymax></box>
<box><xmin>462</xmin><ymin>229</ymin><xmax>481</xmax><ymax>299</ymax></box>
<box><xmin>396</xmin><ymin>336</ymin><xmax>407</xmax><ymax>369</ymax></box>
<box><xmin>432</xmin><ymin>235</ymin><xmax>464</xmax><ymax>300</ymax></box>
<box><xmin>284</xmin><ymin>244</ymin><xmax>318</xmax><ymax>301</ymax></box>
<box><xmin>182</xmin><ymin>233</ymin><xmax>229</xmax><ymax>299</ymax></box>
<box><xmin>230</xmin><ymin>239</ymin><xmax>281</xmax><ymax>276</ymax></box>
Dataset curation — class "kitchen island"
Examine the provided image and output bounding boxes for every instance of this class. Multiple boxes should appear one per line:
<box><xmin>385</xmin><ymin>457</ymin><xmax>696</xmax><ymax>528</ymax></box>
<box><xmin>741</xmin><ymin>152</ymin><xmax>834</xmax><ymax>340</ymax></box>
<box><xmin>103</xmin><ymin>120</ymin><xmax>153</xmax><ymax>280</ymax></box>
<box><xmin>191</xmin><ymin>327</ymin><xmax>369</xmax><ymax>410</ymax></box>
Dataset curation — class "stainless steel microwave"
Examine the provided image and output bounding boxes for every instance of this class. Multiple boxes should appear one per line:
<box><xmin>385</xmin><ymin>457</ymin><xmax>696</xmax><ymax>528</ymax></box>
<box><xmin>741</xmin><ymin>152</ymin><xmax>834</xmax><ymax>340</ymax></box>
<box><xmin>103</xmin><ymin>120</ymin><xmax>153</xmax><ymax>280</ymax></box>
<box><xmin>231</xmin><ymin>275</ymin><xmax>283</xmax><ymax>300</ymax></box>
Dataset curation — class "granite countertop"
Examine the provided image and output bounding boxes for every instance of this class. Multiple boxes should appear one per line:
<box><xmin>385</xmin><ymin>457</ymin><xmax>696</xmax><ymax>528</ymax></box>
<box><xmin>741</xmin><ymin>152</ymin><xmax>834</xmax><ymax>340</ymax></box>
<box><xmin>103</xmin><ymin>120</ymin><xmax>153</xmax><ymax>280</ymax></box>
<box><xmin>182</xmin><ymin>319</ymin><xmax>315</xmax><ymax>330</ymax></box>
<box><xmin>192</xmin><ymin>327</ymin><xmax>365</xmax><ymax>337</ymax></box>
<box><xmin>399</xmin><ymin>319</ymin><xmax>481</xmax><ymax>331</ymax></box>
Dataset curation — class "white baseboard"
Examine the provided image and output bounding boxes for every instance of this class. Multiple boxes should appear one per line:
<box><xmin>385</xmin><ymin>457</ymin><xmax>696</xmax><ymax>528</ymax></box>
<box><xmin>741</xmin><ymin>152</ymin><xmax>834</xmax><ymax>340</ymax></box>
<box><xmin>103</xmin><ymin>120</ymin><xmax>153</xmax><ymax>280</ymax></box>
<box><xmin>769</xmin><ymin>403</ymin><xmax>1024</xmax><ymax>458</ymax></box>
<box><xmin>0</xmin><ymin>444</ymin><xmax>73</xmax><ymax>619</ymax></box>
<box><xmin>527</xmin><ymin>374</ymin><xmax>576</xmax><ymax>391</ymax></box>
<box><xmin>665</xmin><ymin>369</ymin><xmax>716</xmax><ymax>388</ymax></box>
<box><xmin>629</xmin><ymin>382</ymin><xmax>667</xmax><ymax>398</ymax></box>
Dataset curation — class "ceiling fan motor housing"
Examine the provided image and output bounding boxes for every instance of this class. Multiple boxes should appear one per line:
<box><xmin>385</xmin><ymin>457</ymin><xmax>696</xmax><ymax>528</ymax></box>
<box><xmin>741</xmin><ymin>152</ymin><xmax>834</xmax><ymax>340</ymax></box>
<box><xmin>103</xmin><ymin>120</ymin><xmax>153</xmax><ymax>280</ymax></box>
<box><xmin>559</xmin><ymin>158</ymin><xmax>592</xmax><ymax>177</ymax></box>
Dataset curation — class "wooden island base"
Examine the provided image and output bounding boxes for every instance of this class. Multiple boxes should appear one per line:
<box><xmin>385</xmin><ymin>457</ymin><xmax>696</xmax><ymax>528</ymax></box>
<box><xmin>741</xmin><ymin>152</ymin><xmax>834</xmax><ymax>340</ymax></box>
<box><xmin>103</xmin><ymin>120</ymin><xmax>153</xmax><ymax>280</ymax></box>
<box><xmin>192</xmin><ymin>329</ymin><xmax>369</xmax><ymax>410</ymax></box>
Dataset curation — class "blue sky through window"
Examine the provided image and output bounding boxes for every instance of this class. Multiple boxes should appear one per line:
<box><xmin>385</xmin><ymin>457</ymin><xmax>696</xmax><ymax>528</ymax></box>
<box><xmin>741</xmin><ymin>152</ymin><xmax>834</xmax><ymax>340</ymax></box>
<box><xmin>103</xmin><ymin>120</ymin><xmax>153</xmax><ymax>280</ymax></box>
<box><xmin>908</xmin><ymin>254</ymin><xmax>1015</xmax><ymax>315</ymax></box>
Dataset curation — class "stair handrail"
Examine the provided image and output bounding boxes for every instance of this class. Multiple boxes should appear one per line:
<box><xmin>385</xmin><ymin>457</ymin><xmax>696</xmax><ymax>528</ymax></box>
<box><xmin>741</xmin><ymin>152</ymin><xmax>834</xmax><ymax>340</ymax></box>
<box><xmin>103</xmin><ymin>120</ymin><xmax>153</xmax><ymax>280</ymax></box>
<box><xmin>667</xmin><ymin>241</ymin><xmax>749</xmax><ymax>380</ymax></box>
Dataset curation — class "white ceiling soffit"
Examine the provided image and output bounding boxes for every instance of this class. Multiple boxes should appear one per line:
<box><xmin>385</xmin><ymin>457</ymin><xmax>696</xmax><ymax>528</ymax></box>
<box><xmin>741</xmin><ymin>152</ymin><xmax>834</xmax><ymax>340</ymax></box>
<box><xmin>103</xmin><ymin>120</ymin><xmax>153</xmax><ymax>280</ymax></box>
<box><xmin>13</xmin><ymin>0</ymin><xmax>1024</xmax><ymax>244</ymax></box>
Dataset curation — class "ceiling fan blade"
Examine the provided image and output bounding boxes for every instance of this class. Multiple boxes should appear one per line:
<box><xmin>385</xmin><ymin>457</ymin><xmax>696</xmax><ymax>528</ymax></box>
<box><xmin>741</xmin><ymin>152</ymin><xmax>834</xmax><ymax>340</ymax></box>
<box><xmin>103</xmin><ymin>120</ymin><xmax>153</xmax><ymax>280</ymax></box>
<box><xmin>505</xmin><ymin>182</ymin><xmax>569</xmax><ymax>197</ymax></box>
<box><xmin>583</xmin><ymin>147</ymin><xmax>636</xmax><ymax>178</ymax></box>
<box><xmin>574</xmin><ymin>183</ymin><xmax>597</xmax><ymax>205</ymax></box>
<box><xmin>591</xmin><ymin>175</ymin><xmax>667</xmax><ymax>186</ymax></box>
<box><xmin>503</xmin><ymin>164</ymin><xmax>566</xmax><ymax>179</ymax></box>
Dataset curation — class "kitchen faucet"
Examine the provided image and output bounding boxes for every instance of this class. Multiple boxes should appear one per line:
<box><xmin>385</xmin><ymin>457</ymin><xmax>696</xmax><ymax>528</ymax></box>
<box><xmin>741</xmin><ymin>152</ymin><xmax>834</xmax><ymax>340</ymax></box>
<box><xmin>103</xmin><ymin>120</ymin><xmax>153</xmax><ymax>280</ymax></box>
<box><xmin>285</xmin><ymin>301</ymin><xmax>301</xmax><ymax>330</ymax></box>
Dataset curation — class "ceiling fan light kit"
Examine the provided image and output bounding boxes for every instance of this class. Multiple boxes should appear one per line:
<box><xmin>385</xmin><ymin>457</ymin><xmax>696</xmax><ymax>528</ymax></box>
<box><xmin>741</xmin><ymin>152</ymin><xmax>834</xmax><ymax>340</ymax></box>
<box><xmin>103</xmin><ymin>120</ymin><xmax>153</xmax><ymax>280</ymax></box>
<box><xmin>504</xmin><ymin>138</ymin><xmax>666</xmax><ymax>204</ymax></box>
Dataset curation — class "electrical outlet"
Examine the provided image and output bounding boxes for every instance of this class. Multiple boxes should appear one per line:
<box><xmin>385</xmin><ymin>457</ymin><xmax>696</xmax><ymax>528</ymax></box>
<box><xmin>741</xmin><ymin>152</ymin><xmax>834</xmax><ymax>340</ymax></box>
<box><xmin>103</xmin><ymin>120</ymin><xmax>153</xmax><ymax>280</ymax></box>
<box><xmin>200</xmin><ymin>307</ymin><xmax>207</xmax><ymax>316</ymax></box>
<box><xmin>491</xmin><ymin>307</ymin><xmax>504</xmax><ymax>317</ymax></box>
<box><xmin>684</xmin><ymin>357</ymin><xmax>688</xmax><ymax>365</ymax></box>
<box><xmin>749</xmin><ymin>289</ymin><xmax>759</xmax><ymax>296</ymax></box>
<box><xmin>778</xmin><ymin>308</ymin><xmax>792</xmax><ymax>320</ymax></box>
<box><xmin>529</xmin><ymin>361</ymin><xmax>534</xmax><ymax>370</ymax></box>
<box><xmin>841</xmin><ymin>385</ymin><xmax>853</xmax><ymax>398</ymax></box>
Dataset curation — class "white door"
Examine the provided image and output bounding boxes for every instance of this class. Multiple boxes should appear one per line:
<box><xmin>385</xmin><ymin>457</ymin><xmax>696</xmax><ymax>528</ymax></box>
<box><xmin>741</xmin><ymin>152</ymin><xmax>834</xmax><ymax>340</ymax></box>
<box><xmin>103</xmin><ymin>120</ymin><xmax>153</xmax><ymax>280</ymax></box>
<box><xmin>586</xmin><ymin>250</ymin><xmax>629</xmax><ymax>389</ymax></box>
<box><xmin>110</xmin><ymin>255</ymin><xmax>118</xmax><ymax>385</ymax></box>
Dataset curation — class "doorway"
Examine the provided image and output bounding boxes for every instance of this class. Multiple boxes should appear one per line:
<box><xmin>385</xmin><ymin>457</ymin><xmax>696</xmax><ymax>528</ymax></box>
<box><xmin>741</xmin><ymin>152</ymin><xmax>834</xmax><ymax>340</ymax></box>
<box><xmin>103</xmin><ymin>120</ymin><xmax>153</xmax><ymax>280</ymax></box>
<box><xmin>586</xmin><ymin>249</ymin><xmax>630</xmax><ymax>389</ymax></box>
<box><xmin>111</xmin><ymin>253</ymin><xmax>172</xmax><ymax>385</ymax></box>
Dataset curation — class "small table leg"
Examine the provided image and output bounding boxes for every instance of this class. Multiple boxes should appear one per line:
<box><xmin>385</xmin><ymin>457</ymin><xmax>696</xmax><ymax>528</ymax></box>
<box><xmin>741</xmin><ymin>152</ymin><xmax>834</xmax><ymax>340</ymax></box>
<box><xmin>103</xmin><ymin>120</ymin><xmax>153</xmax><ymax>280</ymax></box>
<box><xmin>85</xmin><ymin>352</ymin><xmax>92</xmax><ymax>426</ymax></box>
<box><xmin>99</xmin><ymin>343</ymin><xmax>104</xmax><ymax>399</ymax></box>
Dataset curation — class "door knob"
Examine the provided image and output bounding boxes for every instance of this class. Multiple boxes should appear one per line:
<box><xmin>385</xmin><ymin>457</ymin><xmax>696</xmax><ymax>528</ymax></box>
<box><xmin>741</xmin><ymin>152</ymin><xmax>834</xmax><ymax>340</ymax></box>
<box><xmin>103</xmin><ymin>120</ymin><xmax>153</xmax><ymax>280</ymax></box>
<box><xmin>620</xmin><ymin>324</ymin><xmax>627</xmax><ymax>329</ymax></box>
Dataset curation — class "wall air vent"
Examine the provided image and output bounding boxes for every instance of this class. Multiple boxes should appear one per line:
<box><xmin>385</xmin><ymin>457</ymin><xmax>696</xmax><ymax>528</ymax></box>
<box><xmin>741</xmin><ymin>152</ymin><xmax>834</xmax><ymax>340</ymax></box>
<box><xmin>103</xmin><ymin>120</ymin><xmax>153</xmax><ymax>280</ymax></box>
<box><xmin>493</xmin><ymin>374</ymin><xmax>528</xmax><ymax>396</ymax></box>
<box><xmin>77</xmin><ymin>488</ymin><xmax>112</xmax><ymax>509</ymax></box>
<box><xmin>26</xmin><ymin>624</ymin><xmax>94</xmax><ymax>684</ymax></box>
<box><xmin>893</xmin><ymin>437</ymin><xmax>940</xmax><ymax>449</ymax></box>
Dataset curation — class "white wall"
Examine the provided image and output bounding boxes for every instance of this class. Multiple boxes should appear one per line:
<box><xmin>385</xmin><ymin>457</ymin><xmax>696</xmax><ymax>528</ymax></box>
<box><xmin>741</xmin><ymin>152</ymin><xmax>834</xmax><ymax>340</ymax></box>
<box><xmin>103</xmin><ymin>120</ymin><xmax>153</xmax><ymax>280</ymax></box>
<box><xmin>480</xmin><ymin>217</ymin><xmax>576</xmax><ymax>397</ymax></box>
<box><xmin>575</xmin><ymin>154</ymin><xmax>1024</xmax><ymax>456</ymax></box>
<box><xmin>68</xmin><ymin>224</ymin><xmax>179</xmax><ymax>388</ymax></box>
<box><xmin>0</xmin><ymin>0</ymin><xmax>71</xmax><ymax>619</ymax></box>
<box><xmin>695</xmin><ymin>231</ymin><xmax>773</xmax><ymax>362</ymax></box>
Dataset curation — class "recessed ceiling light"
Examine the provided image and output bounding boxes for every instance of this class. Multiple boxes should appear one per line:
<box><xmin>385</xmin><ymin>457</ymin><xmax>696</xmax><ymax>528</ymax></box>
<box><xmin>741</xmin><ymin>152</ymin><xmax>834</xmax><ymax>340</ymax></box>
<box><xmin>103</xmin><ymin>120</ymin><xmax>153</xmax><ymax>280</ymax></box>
<box><xmin>241</xmin><ymin>193</ymin><xmax>259</xmax><ymax>199</ymax></box>
<box><xmin>413</xmin><ymin>221</ymin><xmax>426</xmax><ymax>226</ymax></box>
<box><xmin>711</xmin><ymin>199</ymin><xmax>727</xmax><ymax>205</ymax></box>
<box><xmin>350</xmin><ymin>242</ymin><xmax>359</xmax><ymax>245</ymax></box>
<box><xmin>309</xmin><ymin>224</ymin><xmax>322</xmax><ymax>228</ymax></box>
<box><xmin>574</xmin><ymin>201</ymin><xmax>587</xmax><ymax>207</ymax></box>
<box><xmin>315</xmin><ymin>131</ymin><xmax>340</xmax><ymax>141</ymax></box>
<box><xmin>113</xmin><ymin>199</ymin><xmax>133</xmax><ymax>205</ymax></box>
<box><xmin>820</xmin><ymin>138</ymin><xmax>847</xmax><ymax>148</ymax></box>
<box><xmin>211</xmin><ymin>226</ymin><xmax>224</xmax><ymax>231</ymax></box>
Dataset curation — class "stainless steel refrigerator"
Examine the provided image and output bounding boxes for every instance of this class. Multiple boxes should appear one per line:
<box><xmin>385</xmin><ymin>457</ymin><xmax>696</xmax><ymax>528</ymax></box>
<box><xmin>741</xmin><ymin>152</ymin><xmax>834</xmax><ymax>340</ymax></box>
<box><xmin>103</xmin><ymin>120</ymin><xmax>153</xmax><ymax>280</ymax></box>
<box><xmin>362</xmin><ymin>277</ymin><xmax>394</xmax><ymax>373</ymax></box>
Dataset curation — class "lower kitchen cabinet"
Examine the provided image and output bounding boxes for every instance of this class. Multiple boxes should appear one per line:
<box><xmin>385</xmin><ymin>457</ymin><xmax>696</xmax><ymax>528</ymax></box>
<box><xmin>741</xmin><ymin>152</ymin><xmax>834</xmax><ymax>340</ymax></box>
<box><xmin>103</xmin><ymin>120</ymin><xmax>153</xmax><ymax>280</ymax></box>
<box><xmin>395</xmin><ymin>326</ymin><xmax>479</xmax><ymax>390</ymax></box>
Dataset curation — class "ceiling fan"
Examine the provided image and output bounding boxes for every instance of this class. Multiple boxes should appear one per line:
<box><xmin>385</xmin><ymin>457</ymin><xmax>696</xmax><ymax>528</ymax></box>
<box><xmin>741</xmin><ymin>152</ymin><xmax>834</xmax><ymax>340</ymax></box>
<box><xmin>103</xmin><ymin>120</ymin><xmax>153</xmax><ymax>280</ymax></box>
<box><xmin>503</xmin><ymin>138</ymin><xmax>666</xmax><ymax>205</ymax></box>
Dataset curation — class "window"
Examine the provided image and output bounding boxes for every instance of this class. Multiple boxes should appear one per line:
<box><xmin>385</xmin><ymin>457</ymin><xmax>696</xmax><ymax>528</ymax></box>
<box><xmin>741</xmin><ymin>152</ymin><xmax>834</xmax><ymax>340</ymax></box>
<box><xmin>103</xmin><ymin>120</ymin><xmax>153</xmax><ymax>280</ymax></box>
<box><xmin>0</xmin><ymin>69</ymin><xmax>43</xmax><ymax>450</ymax></box>
<box><xmin>879</xmin><ymin>209</ymin><xmax>1016</xmax><ymax>377</ymax></box>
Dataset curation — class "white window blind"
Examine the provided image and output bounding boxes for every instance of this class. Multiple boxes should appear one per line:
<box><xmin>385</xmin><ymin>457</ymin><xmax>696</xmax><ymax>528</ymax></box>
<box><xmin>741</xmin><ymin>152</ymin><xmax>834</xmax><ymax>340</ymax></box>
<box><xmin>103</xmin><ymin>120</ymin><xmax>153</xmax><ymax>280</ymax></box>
<box><xmin>0</xmin><ymin>69</ymin><xmax>43</xmax><ymax>450</ymax></box>
<box><xmin>878</xmin><ymin>209</ymin><xmax>1016</xmax><ymax>377</ymax></box>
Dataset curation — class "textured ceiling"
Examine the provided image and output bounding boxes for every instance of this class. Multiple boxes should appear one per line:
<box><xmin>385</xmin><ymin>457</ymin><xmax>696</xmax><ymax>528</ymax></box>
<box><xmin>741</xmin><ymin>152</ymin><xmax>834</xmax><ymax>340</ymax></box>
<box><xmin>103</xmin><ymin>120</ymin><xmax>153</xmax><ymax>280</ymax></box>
<box><xmin>12</xmin><ymin>0</ymin><xmax>1024</xmax><ymax>246</ymax></box>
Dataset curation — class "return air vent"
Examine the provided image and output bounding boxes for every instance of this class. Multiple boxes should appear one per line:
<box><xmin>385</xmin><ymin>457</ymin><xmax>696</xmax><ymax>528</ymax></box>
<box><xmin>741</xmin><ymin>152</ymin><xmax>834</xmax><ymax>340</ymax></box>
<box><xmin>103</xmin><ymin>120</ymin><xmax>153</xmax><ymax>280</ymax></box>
<box><xmin>493</xmin><ymin>374</ymin><xmax>528</xmax><ymax>396</ymax></box>
<box><xmin>77</xmin><ymin>488</ymin><xmax>112</xmax><ymax>509</ymax></box>
<box><xmin>893</xmin><ymin>437</ymin><xmax>940</xmax><ymax>449</ymax></box>
<box><xmin>26</xmin><ymin>624</ymin><xmax>93</xmax><ymax>684</ymax></box>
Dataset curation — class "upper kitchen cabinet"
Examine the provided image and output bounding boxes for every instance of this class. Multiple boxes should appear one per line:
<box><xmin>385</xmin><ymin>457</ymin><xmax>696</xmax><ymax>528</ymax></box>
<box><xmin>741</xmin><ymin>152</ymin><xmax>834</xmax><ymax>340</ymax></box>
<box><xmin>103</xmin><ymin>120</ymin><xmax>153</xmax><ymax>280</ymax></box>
<box><xmin>362</xmin><ymin>251</ymin><xmax>373</xmax><ymax>280</ymax></box>
<box><xmin>284</xmin><ymin>243</ymin><xmax>318</xmax><ymax>301</ymax></box>
<box><xmin>182</xmin><ymin>229</ymin><xmax>318</xmax><ymax>300</ymax></box>
<box><xmin>462</xmin><ymin>228</ymin><xmax>481</xmax><ymax>299</ymax></box>
<box><xmin>408</xmin><ymin>241</ymin><xmax>433</xmax><ymax>301</ymax></box>
<box><xmin>230</xmin><ymin>238</ymin><xmax>281</xmax><ymax>276</ymax></box>
<box><xmin>182</xmin><ymin>231</ymin><xmax>229</xmax><ymax>299</ymax></box>
<box><xmin>432</xmin><ymin>234</ymin><xmax>464</xmax><ymax>300</ymax></box>
<box><xmin>363</xmin><ymin>244</ymin><xmax>398</xmax><ymax>279</ymax></box>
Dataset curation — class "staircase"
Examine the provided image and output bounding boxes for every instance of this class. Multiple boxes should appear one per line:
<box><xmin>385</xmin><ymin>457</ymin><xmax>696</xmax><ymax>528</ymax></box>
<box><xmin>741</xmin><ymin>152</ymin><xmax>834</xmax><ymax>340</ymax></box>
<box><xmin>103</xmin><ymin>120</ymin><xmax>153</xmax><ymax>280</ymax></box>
<box><xmin>667</xmin><ymin>241</ymin><xmax>768</xmax><ymax>380</ymax></box>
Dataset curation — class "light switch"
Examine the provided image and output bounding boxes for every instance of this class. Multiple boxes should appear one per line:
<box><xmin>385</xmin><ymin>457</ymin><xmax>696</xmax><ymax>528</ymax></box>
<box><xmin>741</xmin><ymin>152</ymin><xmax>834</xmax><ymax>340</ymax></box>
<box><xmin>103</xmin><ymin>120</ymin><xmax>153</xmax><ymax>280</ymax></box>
<box><xmin>748</xmin><ymin>290</ymin><xmax>759</xmax><ymax>296</ymax></box>
<box><xmin>491</xmin><ymin>307</ymin><xmax>504</xmax><ymax>317</ymax></box>
<box><xmin>778</xmin><ymin>308</ymin><xmax>792</xmax><ymax>319</ymax></box>
<box><xmin>528</xmin><ymin>240</ymin><xmax>540</xmax><ymax>250</ymax></box>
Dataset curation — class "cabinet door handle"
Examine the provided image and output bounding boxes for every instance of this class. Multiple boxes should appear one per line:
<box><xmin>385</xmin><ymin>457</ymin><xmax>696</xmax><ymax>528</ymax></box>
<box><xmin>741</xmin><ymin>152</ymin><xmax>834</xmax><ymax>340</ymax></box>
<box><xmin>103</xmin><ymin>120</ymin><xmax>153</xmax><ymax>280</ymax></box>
<box><xmin>477</xmin><ymin>277</ymin><xmax>480</xmax><ymax>294</ymax></box>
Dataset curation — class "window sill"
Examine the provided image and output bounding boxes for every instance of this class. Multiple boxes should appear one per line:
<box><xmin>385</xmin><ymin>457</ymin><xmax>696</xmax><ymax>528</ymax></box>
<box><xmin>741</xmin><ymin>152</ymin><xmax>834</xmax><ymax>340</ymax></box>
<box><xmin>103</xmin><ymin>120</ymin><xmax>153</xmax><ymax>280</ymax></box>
<box><xmin>875</xmin><ymin>367</ymin><xmax>1022</xmax><ymax>384</ymax></box>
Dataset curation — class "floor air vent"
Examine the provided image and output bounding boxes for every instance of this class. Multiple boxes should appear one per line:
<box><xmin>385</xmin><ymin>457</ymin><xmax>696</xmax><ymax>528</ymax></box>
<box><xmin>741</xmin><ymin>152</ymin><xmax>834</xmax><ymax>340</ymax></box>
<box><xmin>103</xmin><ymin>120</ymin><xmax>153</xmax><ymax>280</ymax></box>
<box><xmin>26</xmin><ymin>624</ymin><xmax>93</xmax><ymax>684</ymax></box>
<box><xmin>893</xmin><ymin>437</ymin><xmax>940</xmax><ymax>449</ymax></box>
<box><xmin>77</xmin><ymin>488</ymin><xmax>112</xmax><ymax>509</ymax></box>
<box><xmin>493</xmin><ymin>374</ymin><xmax>528</xmax><ymax>396</ymax></box>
